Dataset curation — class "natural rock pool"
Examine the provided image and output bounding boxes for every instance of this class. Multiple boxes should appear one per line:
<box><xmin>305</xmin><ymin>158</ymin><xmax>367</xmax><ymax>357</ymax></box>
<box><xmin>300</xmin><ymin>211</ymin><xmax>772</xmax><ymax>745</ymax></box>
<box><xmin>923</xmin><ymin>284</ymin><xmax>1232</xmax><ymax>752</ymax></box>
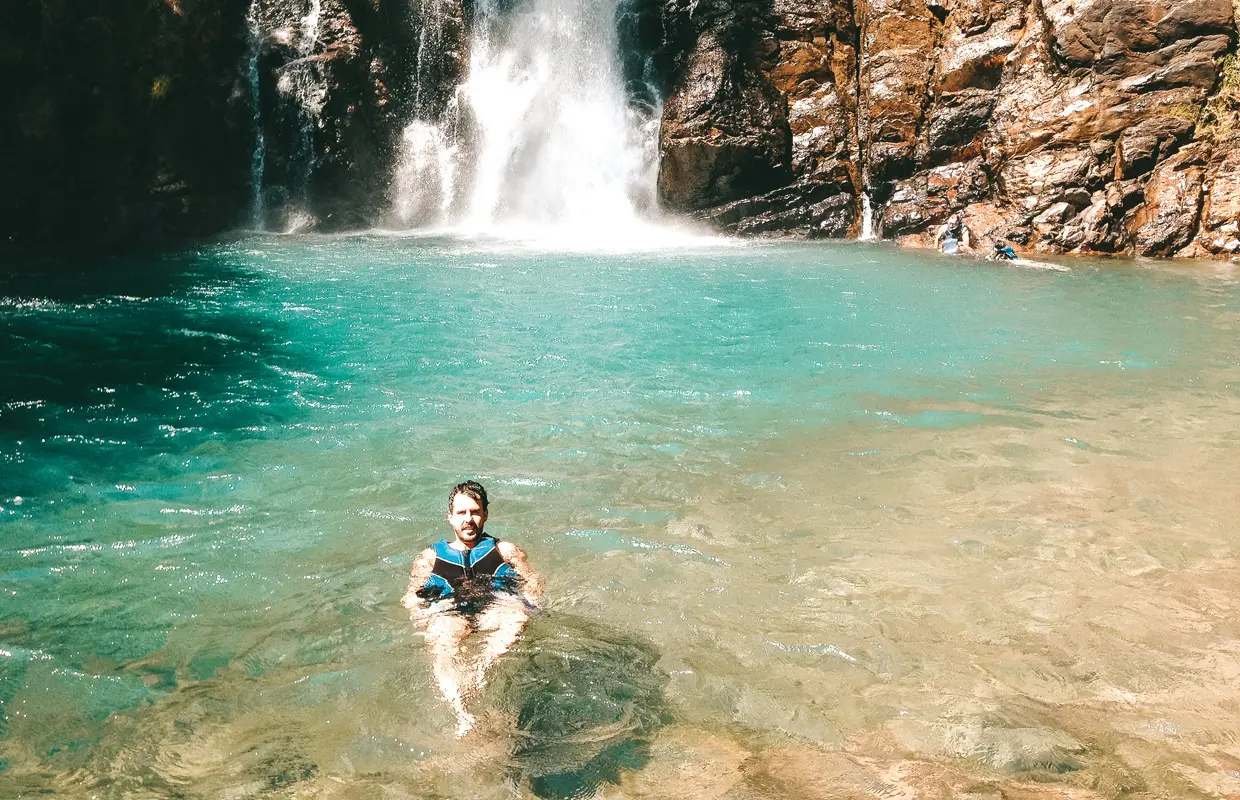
<box><xmin>2</xmin><ymin>235</ymin><xmax>1239</xmax><ymax>798</ymax></box>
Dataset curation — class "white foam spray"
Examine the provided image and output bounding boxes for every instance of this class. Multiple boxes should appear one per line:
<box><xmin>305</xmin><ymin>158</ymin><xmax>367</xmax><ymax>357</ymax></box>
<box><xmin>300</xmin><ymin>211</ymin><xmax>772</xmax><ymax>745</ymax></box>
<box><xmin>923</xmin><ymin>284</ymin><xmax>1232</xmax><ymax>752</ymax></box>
<box><xmin>392</xmin><ymin>0</ymin><xmax>672</xmax><ymax>247</ymax></box>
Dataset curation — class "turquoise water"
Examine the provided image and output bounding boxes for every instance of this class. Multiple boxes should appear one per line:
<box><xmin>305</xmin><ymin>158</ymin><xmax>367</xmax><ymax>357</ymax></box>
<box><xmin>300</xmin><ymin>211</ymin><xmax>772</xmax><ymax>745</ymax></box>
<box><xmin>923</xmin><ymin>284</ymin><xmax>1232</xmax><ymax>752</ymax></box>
<box><xmin>3</xmin><ymin>236</ymin><xmax>1240</xmax><ymax>797</ymax></box>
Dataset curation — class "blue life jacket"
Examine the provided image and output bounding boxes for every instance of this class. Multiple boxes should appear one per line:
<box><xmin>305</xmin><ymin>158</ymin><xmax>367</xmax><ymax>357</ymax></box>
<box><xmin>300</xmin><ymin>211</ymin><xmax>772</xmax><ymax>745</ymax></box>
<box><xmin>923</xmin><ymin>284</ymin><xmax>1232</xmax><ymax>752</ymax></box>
<box><xmin>417</xmin><ymin>536</ymin><xmax>518</xmax><ymax>611</ymax></box>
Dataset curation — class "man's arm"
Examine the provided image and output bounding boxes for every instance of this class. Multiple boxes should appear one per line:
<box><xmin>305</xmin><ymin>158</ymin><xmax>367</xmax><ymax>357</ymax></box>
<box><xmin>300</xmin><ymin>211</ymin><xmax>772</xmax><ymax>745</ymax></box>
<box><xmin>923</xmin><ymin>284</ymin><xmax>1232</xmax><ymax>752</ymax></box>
<box><xmin>497</xmin><ymin>541</ymin><xmax>545</xmax><ymax>606</ymax></box>
<box><xmin>403</xmin><ymin>547</ymin><xmax>437</xmax><ymax>612</ymax></box>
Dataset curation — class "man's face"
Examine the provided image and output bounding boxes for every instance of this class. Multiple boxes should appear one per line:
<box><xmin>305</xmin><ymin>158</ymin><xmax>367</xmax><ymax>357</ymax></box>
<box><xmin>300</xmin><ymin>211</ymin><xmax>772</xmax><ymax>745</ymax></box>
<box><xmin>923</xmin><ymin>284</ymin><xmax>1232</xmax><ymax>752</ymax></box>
<box><xmin>448</xmin><ymin>492</ymin><xmax>488</xmax><ymax>547</ymax></box>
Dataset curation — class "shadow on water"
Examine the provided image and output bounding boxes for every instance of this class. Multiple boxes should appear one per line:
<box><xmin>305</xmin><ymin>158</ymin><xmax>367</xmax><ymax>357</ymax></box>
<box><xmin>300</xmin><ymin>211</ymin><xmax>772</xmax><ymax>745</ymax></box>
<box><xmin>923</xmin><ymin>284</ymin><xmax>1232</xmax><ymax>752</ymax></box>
<box><xmin>492</xmin><ymin>612</ymin><xmax>667</xmax><ymax>799</ymax></box>
<box><xmin>0</xmin><ymin>246</ymin><xmax>305</xmax><ymax>508</ymax></box>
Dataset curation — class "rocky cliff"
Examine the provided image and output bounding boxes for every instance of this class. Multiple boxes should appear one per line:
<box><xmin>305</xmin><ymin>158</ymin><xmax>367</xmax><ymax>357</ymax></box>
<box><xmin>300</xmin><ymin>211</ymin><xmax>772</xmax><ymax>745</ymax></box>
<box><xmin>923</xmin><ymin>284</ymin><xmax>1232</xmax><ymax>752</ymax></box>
<box><xmin>4</xmin><ymin>0</ymin><xmax>1237</xmax><ymax>256</ymax></box>
<box><xmin>655</xmin><ymin>0</ymin><xmax>1240</xmax><ymax>257</ymax></box>
<box><xmin>1</xmin><ymin>0</ymin><xmax>441</xmax><ymax>247</ymax></box>
<box><xmin>2</xmin><ymin>0</ymin><xmax>255</xmax><ymax>247</ymax></box>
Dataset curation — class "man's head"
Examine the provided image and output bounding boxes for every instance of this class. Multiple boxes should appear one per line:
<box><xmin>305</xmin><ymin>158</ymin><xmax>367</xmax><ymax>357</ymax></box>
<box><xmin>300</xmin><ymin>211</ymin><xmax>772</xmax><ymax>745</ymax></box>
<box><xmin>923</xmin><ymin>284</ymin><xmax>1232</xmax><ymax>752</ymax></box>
<box><xmin>447</xmin><ymin>480</ymin><xmax>489</xmax><ymax>547</ymax></box>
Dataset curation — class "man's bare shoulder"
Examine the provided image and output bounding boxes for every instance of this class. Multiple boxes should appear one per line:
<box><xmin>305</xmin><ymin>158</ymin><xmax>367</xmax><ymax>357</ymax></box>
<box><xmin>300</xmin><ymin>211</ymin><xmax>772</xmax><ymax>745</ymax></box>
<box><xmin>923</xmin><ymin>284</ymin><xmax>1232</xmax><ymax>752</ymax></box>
<box><xmin>496</xmin><ymin>540</ymin><xmax>527</xmax><ymax>561</ymax></box>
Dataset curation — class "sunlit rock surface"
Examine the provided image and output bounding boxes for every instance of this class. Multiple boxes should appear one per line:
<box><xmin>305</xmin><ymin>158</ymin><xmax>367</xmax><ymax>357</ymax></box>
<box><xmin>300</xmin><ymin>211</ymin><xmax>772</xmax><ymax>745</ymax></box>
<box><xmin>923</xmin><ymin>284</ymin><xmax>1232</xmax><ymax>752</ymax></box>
<box><xmin>653</xmin><ymin>0</ymin><xmax>1240</xmax><ymax>256</ymax></box>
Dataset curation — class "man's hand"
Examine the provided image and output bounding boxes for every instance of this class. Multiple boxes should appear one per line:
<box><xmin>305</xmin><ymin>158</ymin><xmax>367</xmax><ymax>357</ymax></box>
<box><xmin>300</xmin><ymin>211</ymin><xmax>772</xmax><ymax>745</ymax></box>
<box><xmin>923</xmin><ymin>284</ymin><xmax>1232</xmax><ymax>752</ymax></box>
<box><xmin>497</xmin><ymin>540</ymin><xmax>545</xmax><ymax>607</ymax></box>
<box><xmin>404</xmin><ymin>547</ymin><xmax>436</xmax><ymax>615</ymax></box>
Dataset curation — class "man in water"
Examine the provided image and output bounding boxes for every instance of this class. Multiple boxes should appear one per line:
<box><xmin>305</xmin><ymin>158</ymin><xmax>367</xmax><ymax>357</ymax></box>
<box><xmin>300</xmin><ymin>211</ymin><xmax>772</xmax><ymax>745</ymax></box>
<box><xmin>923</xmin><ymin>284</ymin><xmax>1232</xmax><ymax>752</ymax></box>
<box><xmin>403</xmin><ymin>480</ymin><xmax>544</xmax><ymax>737</ymax></box>
<box><xmin>933</xmin><ymin>212</ymin><xmax>971</xmax><ymax>252</ymax></box>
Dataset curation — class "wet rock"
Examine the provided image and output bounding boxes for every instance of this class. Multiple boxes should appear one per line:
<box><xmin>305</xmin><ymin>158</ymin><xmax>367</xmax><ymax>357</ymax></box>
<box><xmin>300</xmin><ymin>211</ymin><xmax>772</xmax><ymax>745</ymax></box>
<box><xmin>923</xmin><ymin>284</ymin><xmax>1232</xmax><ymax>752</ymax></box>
<box><xmin>1181</xmin><ymin>131</ymin><xmax>1240</xmax><ymax>256</ymax></box>
<box><xmin>256</xmin><ymin>0</ymin><xmax>441</xmax><ymax>232</ymax></box>
<box><xmin>658</xmin><ymin>29</ymin><xmax>793</xmax><ymax>212</ymax></box>
<box><xmin>696</xmin><ymin>180</ymin><xmax>855</xmax><ymax>236</ymax></box>
<box><xmin>1128</xmin><ymin>142</ymin><xmax>1210</xmax><ymax>256</ymax></box>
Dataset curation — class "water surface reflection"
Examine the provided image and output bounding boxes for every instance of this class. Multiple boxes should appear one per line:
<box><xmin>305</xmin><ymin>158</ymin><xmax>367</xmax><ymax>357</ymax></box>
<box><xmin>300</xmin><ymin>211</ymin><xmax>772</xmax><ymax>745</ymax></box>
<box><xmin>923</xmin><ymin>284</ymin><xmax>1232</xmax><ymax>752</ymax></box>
<box><xmin>2</xmin><ymin>239</ymin><xmax>1239</xmax><ymax>798</ymax></box>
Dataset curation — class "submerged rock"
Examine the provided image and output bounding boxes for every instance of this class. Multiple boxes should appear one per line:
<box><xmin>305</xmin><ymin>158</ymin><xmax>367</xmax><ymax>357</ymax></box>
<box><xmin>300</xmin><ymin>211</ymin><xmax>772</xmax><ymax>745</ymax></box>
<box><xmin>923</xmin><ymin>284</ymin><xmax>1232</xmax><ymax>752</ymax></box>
<box><xmin>489</xmin><ymin>612</ymin><xmax>667</xmax><ymax>799</ymax></box>
<box><xmin>889</xmin><ymin>717</ymin><xmax>1087</xmax><ymax>773</ymax></box>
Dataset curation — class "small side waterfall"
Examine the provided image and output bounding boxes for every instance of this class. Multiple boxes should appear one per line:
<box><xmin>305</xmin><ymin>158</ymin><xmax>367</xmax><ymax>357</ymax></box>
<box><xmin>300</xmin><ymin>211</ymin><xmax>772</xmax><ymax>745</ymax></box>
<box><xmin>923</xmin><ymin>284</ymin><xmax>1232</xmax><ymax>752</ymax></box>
<box><xmin>244</xmin><ymin>0</ymin><xmax>267</xmax><ymax>229</ymax></box>
<box><xmin>392</xmin><ymin>0</ymin><xmax>661</xmax><ymax>240</ymax></box>
<box><xmin>242</xmin><ymin>0</ymin><xmax>327</xmax><ymax>233</ymax></box>
<box><xmin>277</xmin><ymin>0</ymin><xmax>325</xmax><ymax>232</ymax></box>
<box><xmin>859</xmin><ymin>192</ymin><xmax>876</xmax><ymax>240</ymax></box>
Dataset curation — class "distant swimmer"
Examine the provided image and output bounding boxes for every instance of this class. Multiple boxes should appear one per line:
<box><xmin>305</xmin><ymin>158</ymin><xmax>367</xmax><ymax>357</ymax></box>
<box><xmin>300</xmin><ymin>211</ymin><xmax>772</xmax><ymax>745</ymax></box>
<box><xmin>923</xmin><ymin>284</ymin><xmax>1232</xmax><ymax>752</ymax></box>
<box><xmin>985</xmin><ymin>239</ymin><xmax>1071</xmax><ymax>271</ymax></box>
<box><xmin>403</xmin><ymin>480</ymin><xmax>545</xmax><ymax>737</ymax></box>
<box><xmin>934</xmin><ymin>213</ymin><xmax>971</xmax><ymax>254</ymax></box>
<box><xmin>988</xmin><ymin>239</ymin><xmax>1018</xmax><ymax>261</ymax></box>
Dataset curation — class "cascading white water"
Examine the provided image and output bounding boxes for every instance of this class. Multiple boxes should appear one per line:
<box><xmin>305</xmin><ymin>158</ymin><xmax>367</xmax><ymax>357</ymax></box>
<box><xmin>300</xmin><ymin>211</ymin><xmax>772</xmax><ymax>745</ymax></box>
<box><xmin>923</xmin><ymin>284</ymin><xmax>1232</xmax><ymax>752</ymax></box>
<box><xmin>276</xmin><ymin>0</ymin><xmax>326</xmax><ymax>232</ymax></box>
<box><xmin>859</xmin><ymin>192</ymin><xmax>876</xmax><ymax>240</ymax></box>
<box><xmin>392</xmin><ymin>115</ymin><xmax>460</xmax><ymax>225</ymax></box>
<box><xmin>392</xmin><ymin>0</ymin><xmax>661</xmax><ymax>241</ymax></box>
<box><xmin>244</xmin><ymin>0</ymin><xmax>267</xmax><ymax>229</ymax></box>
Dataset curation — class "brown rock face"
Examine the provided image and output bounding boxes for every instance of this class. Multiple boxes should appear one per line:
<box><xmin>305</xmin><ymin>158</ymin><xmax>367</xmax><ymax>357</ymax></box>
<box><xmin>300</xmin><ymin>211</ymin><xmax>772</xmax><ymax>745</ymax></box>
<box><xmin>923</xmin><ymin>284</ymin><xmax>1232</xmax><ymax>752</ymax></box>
<box><xmin>857</xmin><ymin>0</ymin><xmax>936</xmax><ymax>187</ymax></box>
<box><xmin>655</xmin><ymin>0</ymin><xmax>858</xmax><ymax>234</ymax></box>
<box><xmin>658</xmin><ymin>29</ymin><xmax>793</xmax><ymax>213</ymax></box>
<box><xmin>1128</xmin><ymin>142</ymin><xmax>1210</xmax><ymax>255</ymax></box>
<box><xmin>1189</xmin><ymin>131</ymin><xmax>1240</xmax><ymax>255</ymax></box>
<box><xmin>654</xmin><ymin>0</ymin><xmax>1240</xmax><ymax>257</ymax></box>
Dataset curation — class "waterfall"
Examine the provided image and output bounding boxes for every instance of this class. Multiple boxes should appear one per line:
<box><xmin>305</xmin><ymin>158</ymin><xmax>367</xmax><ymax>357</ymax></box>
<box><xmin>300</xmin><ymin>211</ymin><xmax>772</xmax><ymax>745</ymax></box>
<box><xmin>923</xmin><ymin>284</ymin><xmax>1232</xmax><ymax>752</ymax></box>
<box><xmin>275</xmin><ymin>0</ymin><xmax>326</xmax><ymax>232</ymax></box>
<box><xmin>859</xmin><ymin>192</ymin><xmax>875</xmax><ymax>240</ymax></box>
<box><xmin>245</xmin><ymin>0</ymin><xmax>267</xmax><ymax>230</ymax></box>
<box><xmin>393</xmin><ymin>0</ymin><xmax>660</xmax><ymax>240</ymax></box>
<box><xmin>391</xmin><ymin>0</ymin><xmax>462</xmax><ymax>227</ymax></box>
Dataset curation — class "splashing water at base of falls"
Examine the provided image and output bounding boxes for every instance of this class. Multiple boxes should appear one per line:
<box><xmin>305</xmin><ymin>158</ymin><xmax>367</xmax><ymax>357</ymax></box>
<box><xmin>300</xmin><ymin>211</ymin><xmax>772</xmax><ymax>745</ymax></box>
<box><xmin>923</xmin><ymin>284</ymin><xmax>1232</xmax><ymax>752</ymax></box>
<box><xmin>392</xmin><ymin>0</ymin><xmax>662</xmax><ymax>244</ymax></box>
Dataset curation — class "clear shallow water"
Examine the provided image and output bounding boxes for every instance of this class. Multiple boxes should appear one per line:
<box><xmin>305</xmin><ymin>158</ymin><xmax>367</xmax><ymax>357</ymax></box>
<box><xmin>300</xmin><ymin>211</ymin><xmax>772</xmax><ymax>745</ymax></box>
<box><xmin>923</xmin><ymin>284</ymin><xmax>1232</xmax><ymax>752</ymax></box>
<box><xmin>2</xmin><ymin>237</ymin><xmax>1240</xmax><ymax>798</ymax></box>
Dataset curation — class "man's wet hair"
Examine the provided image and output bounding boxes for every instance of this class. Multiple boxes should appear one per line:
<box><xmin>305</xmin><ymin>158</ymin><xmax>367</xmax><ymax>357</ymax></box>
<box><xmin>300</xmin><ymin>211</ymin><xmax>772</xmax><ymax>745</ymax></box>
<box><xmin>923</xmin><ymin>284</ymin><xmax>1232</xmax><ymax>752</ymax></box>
<box><xmin>448</xmin><ymin>480</ymin><xmax>488</xmax><ymax>512</ymax></box>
